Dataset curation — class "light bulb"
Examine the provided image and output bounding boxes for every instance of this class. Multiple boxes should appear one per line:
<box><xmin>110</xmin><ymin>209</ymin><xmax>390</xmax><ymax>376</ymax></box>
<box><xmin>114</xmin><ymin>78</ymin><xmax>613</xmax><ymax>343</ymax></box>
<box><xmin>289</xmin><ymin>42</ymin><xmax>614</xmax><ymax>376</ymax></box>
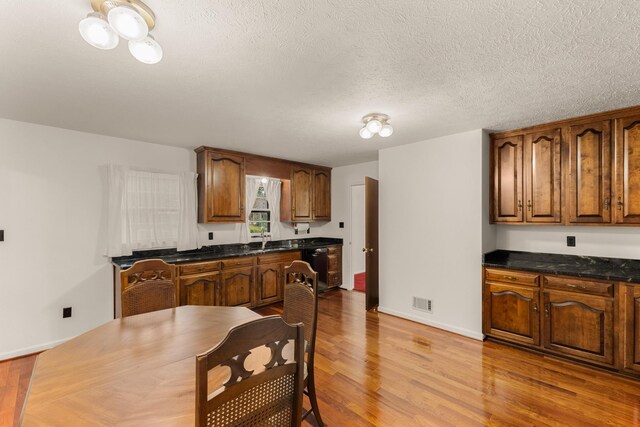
<box><xmin>360</xmin><ymin>127</ymin><xmax>374</xmax><ymax>139</ymax></box>
<box><xmin>379</xmin><ymin>124</ymin><xmax>394</xmax><ymax>137</ymax></box>
<box><xmin>365</xmin><ymin>119</ymin><xmax>382</xmax><ymax>134</ymax></box>
<box><xmin>108</xmin><ymin>5</ymin><xmax>148</xmax><ymax>41</ymax></box>
<box><xmin>129</xmin><ymin>35</ymin><xmax>163</xmax><ymax>64</ymax></box>
<box><xmin>79</xmin><ymin>13</ymin><xmax>119</xmax><ymax>50</ymax></box>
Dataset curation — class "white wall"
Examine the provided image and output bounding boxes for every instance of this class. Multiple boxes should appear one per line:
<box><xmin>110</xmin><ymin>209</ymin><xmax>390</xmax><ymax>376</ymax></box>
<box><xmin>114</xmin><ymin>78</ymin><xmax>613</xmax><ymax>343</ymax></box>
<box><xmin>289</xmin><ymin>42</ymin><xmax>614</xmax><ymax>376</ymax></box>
<box><xmin>378</xmin><ymin>129</ymin><xmax>492</xmax><ymax>340</ymax></box>
<box><xmin>0</xmin><ymin>118</ymin><xmax>374</xmax><ymax>359</ymax></box>
<box><xmin>496</xmin><ymin>226</ymin><xmax>640</xmax><ymax>259</ymax></box>
<box><xmin>0</xmin><ymin>119</ymin><xmax>195</xmax><ymax>360</ymax></box>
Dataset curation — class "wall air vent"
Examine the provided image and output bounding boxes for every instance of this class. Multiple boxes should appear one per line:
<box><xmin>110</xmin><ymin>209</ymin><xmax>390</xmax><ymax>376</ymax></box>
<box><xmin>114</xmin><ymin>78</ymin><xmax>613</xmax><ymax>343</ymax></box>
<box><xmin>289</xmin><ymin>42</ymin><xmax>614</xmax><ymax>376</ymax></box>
<box><xmin>412</xmin><ymin>297</ymin><xmax>432</xmax><ymax>313</ymax></box>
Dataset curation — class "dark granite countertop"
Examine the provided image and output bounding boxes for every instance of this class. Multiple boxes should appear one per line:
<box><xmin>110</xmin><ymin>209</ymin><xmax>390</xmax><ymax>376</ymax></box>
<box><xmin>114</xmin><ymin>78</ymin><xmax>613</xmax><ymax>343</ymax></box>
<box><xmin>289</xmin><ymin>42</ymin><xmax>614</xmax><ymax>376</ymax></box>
<box><xmin>111</xmin><ymin>237</ymin><xmax>343</xmax><ymax>268</ymax></box>
<box><xmin>483</xmin><ymin>250</ymin><xmax>640</xmax><ymax>283</ymax></box>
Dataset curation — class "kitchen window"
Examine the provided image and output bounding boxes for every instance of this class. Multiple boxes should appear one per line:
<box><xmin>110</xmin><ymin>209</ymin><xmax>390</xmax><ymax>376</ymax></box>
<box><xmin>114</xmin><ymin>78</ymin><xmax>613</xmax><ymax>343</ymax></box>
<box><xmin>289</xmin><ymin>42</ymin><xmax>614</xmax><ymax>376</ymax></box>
<box><xmin>249</xmin><ymin>184</ymin><xmax>271</xmax><ymax>236</ymax></box>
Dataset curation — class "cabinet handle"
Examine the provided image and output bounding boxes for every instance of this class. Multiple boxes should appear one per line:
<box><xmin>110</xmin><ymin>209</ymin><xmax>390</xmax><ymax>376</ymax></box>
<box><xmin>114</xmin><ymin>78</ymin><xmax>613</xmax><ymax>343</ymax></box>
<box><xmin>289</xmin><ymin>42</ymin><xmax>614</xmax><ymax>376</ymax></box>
<box><xmin>518</xmin><ymin>200</ymin><xmax>523</xmax><ymax>212</ymax></box>
<box><xmin>603</xmin><ymin>197</ymin><xmax>610</xmax><ymax>211</ymax></box>
<box><xmin>544</xmin><ymin>303</ymin><xmax>550</xmax><ymax>317</ymax></box>
<box><xmin>504</xmin><ymin>276</ymin><xmax>517</xmax><ymax>281</ymax></box>
<box><xmin>527</xmin><ymin>200</ymin><xmax>532</xmax><ymax>211</ymax></box>
<box><xmin>533</xmin><ymin>304</ymin><xmax>539</xmax><ymax>314</ymax></box>
<box><xmin>617</xmin><ymin>197</ymin><xmax>623</xmax><ymax>211</ymax></box>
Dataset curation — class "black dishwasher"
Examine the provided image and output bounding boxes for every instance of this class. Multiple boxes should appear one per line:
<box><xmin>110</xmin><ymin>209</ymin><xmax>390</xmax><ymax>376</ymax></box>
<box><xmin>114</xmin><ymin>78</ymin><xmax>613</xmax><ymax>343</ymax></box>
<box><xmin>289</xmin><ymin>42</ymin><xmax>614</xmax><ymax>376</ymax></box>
<box><xmin>302</xmin><ymin>248</ymin><xmax>329</xmax><ymax>292</ymax></box>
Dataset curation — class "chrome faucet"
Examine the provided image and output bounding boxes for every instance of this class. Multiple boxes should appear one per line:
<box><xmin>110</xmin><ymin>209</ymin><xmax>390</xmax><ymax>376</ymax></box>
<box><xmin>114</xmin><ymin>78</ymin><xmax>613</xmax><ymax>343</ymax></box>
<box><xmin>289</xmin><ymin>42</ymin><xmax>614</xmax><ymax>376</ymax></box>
<box><xmin>260</xmin><ymin>227</ymin><xmax>269</xmax><ymax>250</ymax></box>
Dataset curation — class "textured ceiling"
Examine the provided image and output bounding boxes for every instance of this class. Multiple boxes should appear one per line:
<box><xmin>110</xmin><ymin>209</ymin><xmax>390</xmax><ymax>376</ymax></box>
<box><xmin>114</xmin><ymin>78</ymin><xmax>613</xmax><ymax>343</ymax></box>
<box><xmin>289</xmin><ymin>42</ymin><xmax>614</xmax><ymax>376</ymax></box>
<box><xmin>2</xmin><ymin>1</ymin><xmax>640</xmax><ymax>166</ymax></box>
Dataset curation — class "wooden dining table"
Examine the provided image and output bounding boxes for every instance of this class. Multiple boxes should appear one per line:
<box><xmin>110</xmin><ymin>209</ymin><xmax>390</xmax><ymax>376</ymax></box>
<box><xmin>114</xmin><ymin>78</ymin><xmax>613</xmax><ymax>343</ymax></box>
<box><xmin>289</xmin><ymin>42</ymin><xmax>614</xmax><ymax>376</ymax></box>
<box><xmin>20</xmin><ymin>306</ymin><xmax>262</xmax><ymax>426</ymax></box>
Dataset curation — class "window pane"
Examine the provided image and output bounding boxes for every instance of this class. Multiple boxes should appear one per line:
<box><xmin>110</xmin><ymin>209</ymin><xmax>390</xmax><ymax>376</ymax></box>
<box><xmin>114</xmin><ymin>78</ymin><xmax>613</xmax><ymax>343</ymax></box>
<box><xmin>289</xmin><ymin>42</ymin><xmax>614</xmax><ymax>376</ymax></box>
<box><xmin>253</xmin><ymin>197</ymin><xmax>268</xmax><ymax>210</ymax></box>
<box><xmin>249</xmin><ymin>221</ymin><xmax>270</xmax><ymax>234</ymax></box>
<box><xmin>257</xmin><ymin>186</ymin><xmax>266</xmax><ymax>198</ymax></box>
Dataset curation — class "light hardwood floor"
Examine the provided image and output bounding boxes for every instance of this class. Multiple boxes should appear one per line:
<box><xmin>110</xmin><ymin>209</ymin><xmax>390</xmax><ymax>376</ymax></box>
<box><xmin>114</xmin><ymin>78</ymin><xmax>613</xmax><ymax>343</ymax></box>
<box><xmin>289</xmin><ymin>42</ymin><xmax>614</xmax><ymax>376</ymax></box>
<box><xmin>4</xmin><ymin>290</ymin><xmax>640</xmax><ymax>426</ymax></box>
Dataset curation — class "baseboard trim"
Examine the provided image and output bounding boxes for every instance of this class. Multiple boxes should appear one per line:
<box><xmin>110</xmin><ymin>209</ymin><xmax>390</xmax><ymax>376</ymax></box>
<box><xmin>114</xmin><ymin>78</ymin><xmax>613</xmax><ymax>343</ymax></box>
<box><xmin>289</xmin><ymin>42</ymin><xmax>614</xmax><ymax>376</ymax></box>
<box><xmin>377</xmin><ymin>306</ymin><xmax>485</xmax><ymax>341</ymax></box>
<box><xmin>0</xmin><ymin>337</ymin><xmax>73</xmax><ymax>362</ymax></box>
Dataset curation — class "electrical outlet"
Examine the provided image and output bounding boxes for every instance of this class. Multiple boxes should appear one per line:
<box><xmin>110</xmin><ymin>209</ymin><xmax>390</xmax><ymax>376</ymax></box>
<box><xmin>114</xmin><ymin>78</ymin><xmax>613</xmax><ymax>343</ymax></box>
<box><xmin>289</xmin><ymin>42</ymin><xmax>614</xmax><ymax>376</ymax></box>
<box><xmin>567</xmin><ymin>236</ymin><xmax>576</xmax><ymax>247</ymax></box>
<box><xmin>0</xmin><ymin>230</ymin><xmax>4</xmax><ymax>241</ymax></box>
<box><xmin>339</xmin><ymin>222</ymin><xmax>344</xmax><ymax>229</ymax></box>
<box><xmin>63</xmin><ymin>307</ymin><xmax>72</xmax><ymax>318</ymax></box>
<box><xmin>208</xmin><ymin>232</ymin><xmax>214</xmax><ymax>240</ymax></box>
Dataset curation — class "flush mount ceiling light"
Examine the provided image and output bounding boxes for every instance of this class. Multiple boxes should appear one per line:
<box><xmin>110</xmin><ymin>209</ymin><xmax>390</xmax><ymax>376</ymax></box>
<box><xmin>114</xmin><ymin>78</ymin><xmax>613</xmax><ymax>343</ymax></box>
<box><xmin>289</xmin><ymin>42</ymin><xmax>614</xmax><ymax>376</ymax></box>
<box><xmin>360</xmin><ymin>114</ymin><xmax>394</xmax><ymax>139</ymax></box>
<box><xmin>79</xmin><ymin>0</ymin><xmax>163</xmax><ymax>64</ymax></box>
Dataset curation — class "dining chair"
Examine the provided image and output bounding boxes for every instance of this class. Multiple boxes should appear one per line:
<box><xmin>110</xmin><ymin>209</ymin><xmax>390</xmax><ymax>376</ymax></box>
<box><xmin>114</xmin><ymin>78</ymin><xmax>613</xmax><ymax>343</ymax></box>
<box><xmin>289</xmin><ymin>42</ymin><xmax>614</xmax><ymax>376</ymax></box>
<box><xmin>282</xmin><ymin>260</ymin><xmax>324</xmax><ymax>426</ymax></box>
<box><xmin>195</xmin><ymin>315</ymin><xmax>305</xmax><ymax>427</ymax></box>
<box><xmin>120</xmin><ymin>259</ymin><xmax>177</xmax><ymax>317</ymax></box>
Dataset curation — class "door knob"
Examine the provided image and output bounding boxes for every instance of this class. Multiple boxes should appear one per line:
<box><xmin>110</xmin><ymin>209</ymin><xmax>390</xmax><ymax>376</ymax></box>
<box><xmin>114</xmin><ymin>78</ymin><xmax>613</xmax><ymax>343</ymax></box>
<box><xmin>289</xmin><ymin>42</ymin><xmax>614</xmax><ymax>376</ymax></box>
<box><xmin>362</xmin><ymin>248</ymin><xmax>373</xmax><ymax>253</ymax></box>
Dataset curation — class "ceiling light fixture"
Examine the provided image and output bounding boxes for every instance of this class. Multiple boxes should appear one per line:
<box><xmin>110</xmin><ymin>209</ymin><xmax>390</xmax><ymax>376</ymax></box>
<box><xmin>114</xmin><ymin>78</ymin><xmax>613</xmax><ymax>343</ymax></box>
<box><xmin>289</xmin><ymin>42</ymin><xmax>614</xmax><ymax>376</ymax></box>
<box><xmin>360</xmin><ymin>114</ymin><xmax>394</xmax><ymax>139</ymax></box>
<box><xmin>79</xmin><ymin>0</ymin><xmax>162</xmax><ymax>64</ymax></box>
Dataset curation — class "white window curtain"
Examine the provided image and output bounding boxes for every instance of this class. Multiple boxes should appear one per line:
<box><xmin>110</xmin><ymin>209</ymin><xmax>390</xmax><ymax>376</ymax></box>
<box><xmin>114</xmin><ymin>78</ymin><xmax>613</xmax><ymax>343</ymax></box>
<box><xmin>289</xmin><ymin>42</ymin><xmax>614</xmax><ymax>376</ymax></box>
<box><xmin>241</xmin><ymin>176</ymin><xmax>263</xmax><ymax>243</ymax></box>
<box><xmin>105</xmin><ymin>166</ymin><xmax>201</xmax><ymax>257</ymax></box>
<box><xmin>264</xmin><ymin>178</ymin><xmax>281</xmax><ymax>240</ymax></box>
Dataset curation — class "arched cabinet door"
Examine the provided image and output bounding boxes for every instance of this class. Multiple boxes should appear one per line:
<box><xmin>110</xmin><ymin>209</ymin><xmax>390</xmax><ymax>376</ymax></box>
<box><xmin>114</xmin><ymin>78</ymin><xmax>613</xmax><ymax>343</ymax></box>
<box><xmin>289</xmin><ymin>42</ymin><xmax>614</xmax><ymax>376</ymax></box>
<box><xmin>542</xmin><ymin>289</ymin><xmax>614</xmax><ymax>366</ymax></box>
<box><xmin>255</xmin><ymin>263</ymin><xmax>283</xmax><ymax>306</ymax></box>
<box><xmin>524</xmin><ymin>129</ymin><xmax>562</xmax><ymax>223</ymax></box>
<box><xmin>313</xmin><ymin>169</ymin><xmax>331</xmax><ymax>221</ymax></box>
<box><xmin>484</xmin><ymin>282</ymin><xmax>540</xmax><ymax>346</ymax></box>
<box><xmin>291</xmin><ymin>167</ymin><xmax>313</xmax><ymax>221</ymax></box>
<box><xmin>197</xmin><ymin>149</ymin><xmax>246</xmax><ymax>223</ymax></box>
<box><xmin>492</xmin><ymin>136</ymin><xmax>524</xmax><ymax>223</ymax></box>
<box><xmin>615</xmin><ymin>116</ymin><xmax>640</xmax><ymax>224</ymax></box>
<box><xmin>568</xmin><ymin>121</ymin><xmax>612</xmax><ymax>224</ymax></box>
<box><xmin>221</xmin><ymin>267</ymin><xmax>255</xmax><ymax>307</ymax></box>
<box><xmin>179</xmin><ymin>273</ymin><xmax>219</xmax><ymax>306</ymax></box>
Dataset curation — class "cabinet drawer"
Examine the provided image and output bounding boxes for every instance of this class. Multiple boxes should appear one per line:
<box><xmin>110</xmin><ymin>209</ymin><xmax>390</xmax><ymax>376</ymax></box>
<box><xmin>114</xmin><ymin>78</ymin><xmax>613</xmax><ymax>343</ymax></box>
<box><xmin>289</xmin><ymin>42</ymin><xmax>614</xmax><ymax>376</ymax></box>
<box><xmin>257</xmin><ymin>251</ymin><xmax>301</xmax><ymax>265</ymax></box>
<box><xmin>327</xmin><ymin>246</ymin><xmax>342</xmax><ymax>255</ymax></box>
<box><xmin>485</xmin><ymin>268</ymin><xmax>539</xmax><ymax>287</ymax></box>
<box><xmin>543</xmin><ymin>276</ymin><xmax>614</xmax><ymax>297</ymax></box>
<box><xmin>179</xmin><ymin>261</ymin><xmax>221</xmax><ymax>276</ymax></box>
<box><xmin>221</xmin><ymin>257</ymin><xmax>256</xmax><ymax>269</ymax></box>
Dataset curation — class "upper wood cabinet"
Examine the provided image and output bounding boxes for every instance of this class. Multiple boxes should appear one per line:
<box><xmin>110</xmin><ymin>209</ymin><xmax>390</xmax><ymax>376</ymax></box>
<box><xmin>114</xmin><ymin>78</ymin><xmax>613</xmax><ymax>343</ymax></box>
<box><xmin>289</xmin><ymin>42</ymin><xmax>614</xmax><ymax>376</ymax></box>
<box><xmin>313</xmin><ymin>169</ymin><xmax>331</xmax><ymax>221</ymax></box>
<box><xmin>492</xmin><ymin>136</ymin><xmax>524</xmax><ymax>222</ymax></box>
<box><xmin>291</xmin><ymin>167</ymin><xmax>313</xmax><ymax>221</ymax></box>
<box><xmin>615</xmin><ymin>115</ymin><xmax>640</xmax><ymax>224</ymax></box>
<box><xmin>288</xmin><ymin>167</ymin><xmax>332</xmax><ymax>222</ymax></box>
<box><xmin>524</xmin><ymin>129</ymin><xmax>562</xmax><ymax>223</ymax></box>
<box><xmin>568</xmin><ymin>121</ymin><xmax>612</xmax><ymax>224</ymax></box>
<box><xmin>490</xmin><ymin>105</ymin><xmax>640</xmax><ymax>226</ymax></box>
<box><xmin>196</xmin><ymin>147</ymin><xmax>331</xmax><ymax>224</ymax></box>
<box><xmin>196</xmin><ymin>149</ymin><xmax>245</xmax><ymax>223</ymax></box>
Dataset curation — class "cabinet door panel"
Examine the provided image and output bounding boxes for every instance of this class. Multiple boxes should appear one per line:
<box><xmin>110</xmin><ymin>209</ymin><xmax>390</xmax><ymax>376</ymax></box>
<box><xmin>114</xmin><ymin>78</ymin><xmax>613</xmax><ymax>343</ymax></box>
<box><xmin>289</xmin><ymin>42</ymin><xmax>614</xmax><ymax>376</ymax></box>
<box><xmin>493</xmin><ymin>136</ymin><xmax>524</xmax><ymax>222</ymax></box>
<box><xmin>622</xmin><ymin>285</ymin><xmax>640</xmax><ymax>374</ymax></box>
<box><xmin>568</xmin><ymin>121</ymin><xmax>612</xmax><ymax>223</ymax></box>
<box><xmin>615</xmin><ymin>116</ymin><xmax>640</xmax><ymax>224</ymax></box>
<box><xmin>543</xmin><ymin>290</ymin><xmax>614</xmax><ymax>366</ymax></box>
<box><xmin>179</xmin><ymin>273</ymin><xmax>219</xmax><ymax>306</ymax></box>
<box><xmin>484</xmin><ymin>282</ymin><xmax>539</xmax><ymax>346</ymax></box>
<box><xmin>256</xmin><ymin>263</ymin><xmax>282</xmax><ymax>306</ymax></box>
<box><xmin>291</xmin><ymin>167</ymin><xmax>313</xmax><ymax>221</ymax></box>
<box><xmin>524</xmin><ymin>129</ymin><xmax>561</xmax><ymax>223</ymax></box>
<box><xmin>313</xmin><ymin>170</ymin><xmax>331</xmax><ymax>221</ymax></box>
<box><xmin>203</xmin><ymin>151</ymin><xmax>245</xmax><ymax>223</ymax></box>
<box><xmin>221</xmin><ymin>267</ymin><xmax>254</xmax><ymax>307</ymax></box>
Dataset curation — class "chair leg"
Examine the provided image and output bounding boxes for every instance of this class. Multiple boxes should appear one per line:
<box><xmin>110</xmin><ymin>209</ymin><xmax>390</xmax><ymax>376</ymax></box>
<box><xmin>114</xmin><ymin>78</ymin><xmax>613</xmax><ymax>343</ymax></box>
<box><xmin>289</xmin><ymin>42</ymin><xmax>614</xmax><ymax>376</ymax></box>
<box><xmin>306</xmin><ymin>375</ymin><xmax>324</xmax><ymax>426</ymax></box>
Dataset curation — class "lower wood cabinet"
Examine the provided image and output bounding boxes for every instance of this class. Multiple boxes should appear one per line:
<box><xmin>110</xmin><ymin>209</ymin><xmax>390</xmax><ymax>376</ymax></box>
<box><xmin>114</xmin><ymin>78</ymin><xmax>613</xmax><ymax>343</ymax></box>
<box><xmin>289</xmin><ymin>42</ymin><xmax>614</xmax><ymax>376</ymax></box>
<box><xmin>483</xmin><ymin>282</ymin><xmax>540</xmax><ymax>346</ymax></box>
<box><xmin>179</xmin><ymin>272</ymin><xmax>219</xmax><ymax>306</ymax></box>
<box><xmin>220</xmin><ymin>267</ymin><xmax>254</xmax><ymax>307</ymax></box>
<box><xmin>542</xmin><ymin>289</ymin><xmax>614</xmax><ymax>366</ymax></box>
<box><xmin>483</xmin><ymin>267</ymin><xmax>637</xmax><ymax>377</ymax></box>
<box><xmin>256</xmin><ymin>263</ymin><xmax>282</xmax><ymax>306</ymax></box>
<box><xmin>621</xmin><ymin>285</ymin><xmax>640</xmax><ymax>374</ymax></box>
